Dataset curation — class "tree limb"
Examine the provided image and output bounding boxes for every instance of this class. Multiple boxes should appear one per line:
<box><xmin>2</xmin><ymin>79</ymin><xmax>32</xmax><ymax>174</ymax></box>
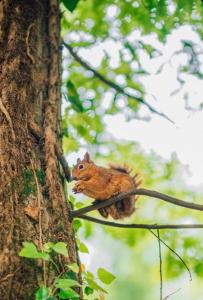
<box><xmin>77</xmin><ymin>215</ymin><xmax>203</xmax><ymax>230</ymax></box>
<box><xmin>63</xmin><ymin>42</ymin><xmax>174</xmax><ymax>124</ymax></box>
<box><xmin>71</xmin><ymin>188</ymin><xmax>203</xmax><ymax>218</ymax></box>
<box><xmin>79</xmin><ymin>215</ymin><xmax>193</xmax><ymax>284</ymax></box>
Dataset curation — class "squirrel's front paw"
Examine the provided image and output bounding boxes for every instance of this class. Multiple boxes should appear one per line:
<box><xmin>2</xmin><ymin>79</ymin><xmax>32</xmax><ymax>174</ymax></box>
<box><xmin>72</xmin><ymin>182</ymin><xmax>84</xmax><ymax>194</ymax></box>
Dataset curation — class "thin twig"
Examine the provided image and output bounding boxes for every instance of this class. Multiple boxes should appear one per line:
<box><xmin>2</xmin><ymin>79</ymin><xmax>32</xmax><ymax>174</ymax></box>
<box><xmin>157</xmin><ymin>229</ymin><xmax>163</xmax><ymax>300</ymax></box>
<box><xmin>71</xmin><ymin>188</ymin><xmax>203</xmax><ymax>218</ymax></box>
<box><xmin>31</xmin><ymin>160</ymin><xmax>46</xmax><ymax>286</ymax></box>
<box><xmin>55</xmin><ymin>144</ymin><xmax>71</xmax><ymax>182</ymax></box>
<box><xmin>78</xmin><ymin>215</ymin><xmax>203</xmax><ymax>230</ymax></box>
<box><xmin>148</xmin><ymin>230</ymin><xmax>192</xmax><ymax>281</ymax></box>
<box><xmin>163</xmin><ymin>288</ymin><xmax>181</xmax><ymax>300</ymax></box>
<box><xmin>79</xmin><ymin>215</ymin><xmax>193</xmax><ymax>299</ymax></box>
<box><xmin>63</xmin><ymin>42</ymin><xmax>174</xmax><ymax>124</ymax></box>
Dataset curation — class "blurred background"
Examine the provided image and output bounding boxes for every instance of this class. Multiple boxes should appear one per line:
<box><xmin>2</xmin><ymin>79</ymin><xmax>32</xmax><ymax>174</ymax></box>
<box><xmin>61</xmin><ymin>1</ymin><xmax>203</xmax><ymax>299</ymax></box>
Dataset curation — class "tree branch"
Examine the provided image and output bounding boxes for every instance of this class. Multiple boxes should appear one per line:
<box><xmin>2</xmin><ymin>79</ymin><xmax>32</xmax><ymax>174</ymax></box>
<box><xmin>79</xmin><ymin>215</ymin><xmax>193</xmax><ymax>283</ymax></box>
<box><xmin>71</xmin><ymin>188</ymin><xmax>203</xmax><ymax>218</ymax></box>
<box><xmin>77</xmin><ymin>215</ymin><xmax>203</xmax><ymax>230</ymax></box>
<box><xmin>63</xmin><ymin>42</ymin><xmax>174</xmax><ymax>124</ymax></box>
<box><xmin>157</xmin><ymin>229</ymin><xmax>163</xmax><ymax>300</ymax></box>
<box><xmin>148</xmin><ymin>229</ymin><xmax>192</xmax><ymax>281</ymax></box>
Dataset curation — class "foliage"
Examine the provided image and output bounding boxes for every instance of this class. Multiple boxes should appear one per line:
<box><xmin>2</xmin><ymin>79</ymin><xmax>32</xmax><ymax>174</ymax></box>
<box><xmin>19</xmin><ymin>241</ymin><xmax>116</xmax><ymax>299</ymax></box>
<box><xmin>58</xmin><ymin>0</ymin><xmax>203</xmax><ymax>297</ymax></box>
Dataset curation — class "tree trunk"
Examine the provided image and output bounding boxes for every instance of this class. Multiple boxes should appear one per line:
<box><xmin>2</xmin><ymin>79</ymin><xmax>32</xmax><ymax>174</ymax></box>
<box><xmin>0</xmin><ymin>1</ymin><xmax>81</xmax><ymax>299</ymax></box>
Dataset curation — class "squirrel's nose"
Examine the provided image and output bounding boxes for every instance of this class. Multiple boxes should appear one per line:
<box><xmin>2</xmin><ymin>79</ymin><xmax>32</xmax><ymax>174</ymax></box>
<box><xmin>71</xmin><ymin>176</ymin><xmax>77</xmax><ymax>181</ymax></box>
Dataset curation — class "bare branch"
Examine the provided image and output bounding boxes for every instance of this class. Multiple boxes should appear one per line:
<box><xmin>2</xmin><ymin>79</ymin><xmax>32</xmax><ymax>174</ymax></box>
<box><xmin>157</xmin><ymin>229</ymin><xmax>163</xmax><ymax>300</ymax></box>
<box><xmin>77</xmin><ymin>215</ymin><xmax>203</xmax><ymax>230</ymax></box>
<box><xmin>149</xmin><ymin>230</ymin><xmax>192</xmax><ymax>281</ymax></box>
<box><xmin>63</xmin><ymin>42</ymin><xmax>174</xmax><ymax>124</ymax></box>
<box><xmin>79</xmin><ymin>215</ymin><xmax>193</xmax><ymax>283</ymax></box>
<box><xmin>71</xmin><ymin>188</ymin><xmax>203</xmax><ymax>218</ymax></box>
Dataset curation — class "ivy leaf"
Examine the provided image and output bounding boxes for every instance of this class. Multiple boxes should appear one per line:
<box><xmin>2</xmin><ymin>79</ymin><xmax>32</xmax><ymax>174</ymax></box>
<box><xmin>69</xmin><ymin>195</ymin><xmax>75</xmax><ymax>205</ymax></box>
<box><xmin>78</xmin><ymin>241</ymin><xmax>89</xmax><ymax>253</ymax></box>
<box><xmin>86</xmin><ymin>278</ymin><xmax>107</xmax><ymax>293</ymax></box>
<box><xmin>36</xmin><ymin>287</ymin><xmax>51</xmax><ymax>300</ymax></box>
<box><xmin>75</xmin><ymin>201</ymin><xmax>84</xmax><ymax>209</ymax></box>
<box><xmin>60</xmin><ymin>0</ymin><xmax>80</xmax><ymax>12</ymax></box>
<box><xmin>84</xmin><ymin>286</ymin><xmax>94</xmax><ymax>295</ymax></box>
<box><xmin>68</xmin><ymin>263</ymin><xmax>79</xmax><ymax>273</ymax></box>
<box><xmin>51</xmin><ymin>242</ymin><xmax>69</xmax><ymax>257</ymax></box>
<box><xmin>55</xmin><ymin>278</ymin><xmax>81</xmax><ymax>290</ymax></box>
<box><xmin>97</xmin><ymin>268</ymin><xmax>116</xmax><ymax>285</ymax></box>
<box><xmin>19</xmin><ymin>242</ymin><xmax>50</xmax><ymax>261</ymax></box>
<box><xmin>58</xmin><ymin>288</ymin><xmax>80</xmax><ymax>299</ymax></box>
<box><xmin>73</xmin><ymin>220</ymin><xmax>82</xmax><ymax>232</ymax></box>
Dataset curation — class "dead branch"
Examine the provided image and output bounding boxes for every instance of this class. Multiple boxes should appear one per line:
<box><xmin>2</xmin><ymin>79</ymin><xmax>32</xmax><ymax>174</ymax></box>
<box><xmin>157</xmin><ymin>229</ymin><xmax>163</xmax><ymax>300</ymax></box>
<box><xmin>76</xmin><ymin>215</ymin><xmax>203</xmax><ymax>230</ymax></box>
<box><xmin>71</xmin><ymin>188</ymin><xmax>203</xmax><ymax>218</ymax></box>
<box><xmin>63</xmin><ymin>42</ymin><xmax>174</xmax><ymax>124</ymax></box>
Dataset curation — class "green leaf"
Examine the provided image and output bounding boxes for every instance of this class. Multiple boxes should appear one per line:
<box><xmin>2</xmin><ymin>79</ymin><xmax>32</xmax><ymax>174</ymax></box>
<box><xmin>68</xmin><ymin>263</ymin><xmax>79</xmax><ymax>273</ymax></box>
<box><xmin>73</xmin><ymin>220</ymin><xmax>82</xmax><ymax>232</ymax></box>
<box><xmin>69</xmin><ymin>195</ymin><xmax>75</xmax><ymax>205</ymax></box>
<box><xmin>19</xmin><ymin>242</ymin><xmax>50</xmax><ymax>261</ymax></box>
<box><xmin>97</xmin><ymin>268</ymin><xmax>116</xmax><ymax>285</ymax></box>
<box><xmin>78</xmin><ymin>241</ymin><xmax>89</xmax><ymax>253</ymax></box>
<box><xmin>55</xmin><ymin>278</ymin><xmax>81</xmax><ymax>290</ymax></box>
<box><xmin>85</xmin><ymin>271</ymin><xmax>94</xmax><ymax>280</ymax></box>
<box><xmin>86</xmin><ymin>278</ymin><xmax>107</xmax><ymax>293</ymax></box>
<box><xmin>66</xmin><ymin>80</ymin><xmax>84</xmax><ymax>112</ymax></box>
<box><xmin>51</xmin><ymin>242</ymin><xmax>69</xmax><ymax>257</ymax></box>
<box><xmin>75</xmin><ymin>201</ymin><xmax>84</xmax><ymax>209</ymax></box>
<box><xmin>58</xmin><ymin>288</ymin><xmax>79</xmax><ymax>299</ymax></box>
<box><xmin>35</xmin><ymin>287</ymin><xmax>51</xmax><ymax>300</ymax></box>
<box><xmin>61</xmin><ymin>0</ymin><xmax>80</xmax><ymax>12</ymax></box>
<box><xmin>84</xmin><ymin>286</ymin><xmax>94</xmax><ymax>295</ymax></box>
<box><xmin>65</xmin><ymin>270</ymin><xmax>78</xmax><ymax>281</ymax></box>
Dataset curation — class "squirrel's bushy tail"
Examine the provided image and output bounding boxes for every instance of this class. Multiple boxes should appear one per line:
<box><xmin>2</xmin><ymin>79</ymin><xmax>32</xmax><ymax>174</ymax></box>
<box><xmin>107</xmin><ymin>165</ymin><xmax>142</xmax><ymax>219</ymax></box>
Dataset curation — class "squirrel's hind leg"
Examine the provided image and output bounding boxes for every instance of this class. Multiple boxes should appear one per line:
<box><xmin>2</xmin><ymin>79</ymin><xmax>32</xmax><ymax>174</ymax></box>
<box><xmin>92</xmin><ymin>200</ymin><xmax>109</xmax><ymax>218</ymax></box>
<box><xmin>117</xmin><ymin>197</ymin><xmax>135</xmax><ymax>218</ymax></box>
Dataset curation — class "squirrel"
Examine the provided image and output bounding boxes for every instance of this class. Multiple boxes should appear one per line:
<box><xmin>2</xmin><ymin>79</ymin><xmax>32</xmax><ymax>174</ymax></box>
<box><xmin>72</xmin><ymin>152</ymin><xmax>141</xmax><ymax>220</ymax></box>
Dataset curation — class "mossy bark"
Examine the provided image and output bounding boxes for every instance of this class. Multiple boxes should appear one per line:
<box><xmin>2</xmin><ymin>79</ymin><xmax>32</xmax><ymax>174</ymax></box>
<box><xmin>0</xmin><ymin>1</ymin><xmax>82</xmax><ymax>299</ymax></box>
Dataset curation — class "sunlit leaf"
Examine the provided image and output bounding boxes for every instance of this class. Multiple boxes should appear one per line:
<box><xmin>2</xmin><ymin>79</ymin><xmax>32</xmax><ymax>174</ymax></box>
<box><xmin>19</xmin><ymin>242</ymin><xmax>50</xmax><ymax>261</ymax></box>
<box><xmin>51</xmin><ymin>242</ymin><xmax>69</xmax><ymax>257</ymax></box>
<box><xmin>97</xmin><ymin>268</ymin><xmax>116</xmax><ymax>285</ymax></box>
<box><xmin>58</xmin><ymin>288</ymin><xmax>80</xmax><ymax>299</ymax></box>
<box><xmin>55</xmin><ymin>278</ymin><xmax>81</xmax><ymax>290</ymax></box>
<box><xmin>68</xmin><ymin>263</ymin><xmax>79</xmax><ymax>273</ymax></box>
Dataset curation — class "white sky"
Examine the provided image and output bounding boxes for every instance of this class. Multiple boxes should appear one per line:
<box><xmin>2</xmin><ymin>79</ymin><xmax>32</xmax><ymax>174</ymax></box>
<box><xmin>74</xmin><ymin>25</ymin><xmax>203</xmax><ymax>187</ymax></box>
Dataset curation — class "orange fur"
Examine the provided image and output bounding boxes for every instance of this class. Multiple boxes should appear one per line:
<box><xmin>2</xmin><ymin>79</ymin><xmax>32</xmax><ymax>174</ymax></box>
<box><xmin>72</xmin><ymin>152</ymin><xmax>141</xmax><ymax>220</ymax></box>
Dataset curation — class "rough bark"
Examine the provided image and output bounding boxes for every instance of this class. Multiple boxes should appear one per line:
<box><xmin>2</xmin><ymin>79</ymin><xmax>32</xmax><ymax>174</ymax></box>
<box><xmin>0</xmin><ymin>1</ymin><xmax>81</xmax><ymax>299</ymax></box>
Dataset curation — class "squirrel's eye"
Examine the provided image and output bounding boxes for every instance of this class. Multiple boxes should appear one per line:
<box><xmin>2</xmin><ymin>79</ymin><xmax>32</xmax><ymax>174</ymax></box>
<box><xmin>78</xmin><ymin>164</ymin><xmax>84</xmax><ymax>170</ymax></box>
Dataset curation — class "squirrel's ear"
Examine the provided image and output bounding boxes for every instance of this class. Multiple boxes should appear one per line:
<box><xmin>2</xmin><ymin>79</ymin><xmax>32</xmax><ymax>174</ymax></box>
<box><xmin>84</xmin><ymin>152</ymin><xmax>92</xmax><ymax>163</ymax></box>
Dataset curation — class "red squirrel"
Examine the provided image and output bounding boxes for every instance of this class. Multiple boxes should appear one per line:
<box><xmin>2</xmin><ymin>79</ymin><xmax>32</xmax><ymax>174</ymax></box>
<box><xmin>72</xmin><ymin>152</ymin><xmax>141</xmax><ymax>220</ymax></box>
